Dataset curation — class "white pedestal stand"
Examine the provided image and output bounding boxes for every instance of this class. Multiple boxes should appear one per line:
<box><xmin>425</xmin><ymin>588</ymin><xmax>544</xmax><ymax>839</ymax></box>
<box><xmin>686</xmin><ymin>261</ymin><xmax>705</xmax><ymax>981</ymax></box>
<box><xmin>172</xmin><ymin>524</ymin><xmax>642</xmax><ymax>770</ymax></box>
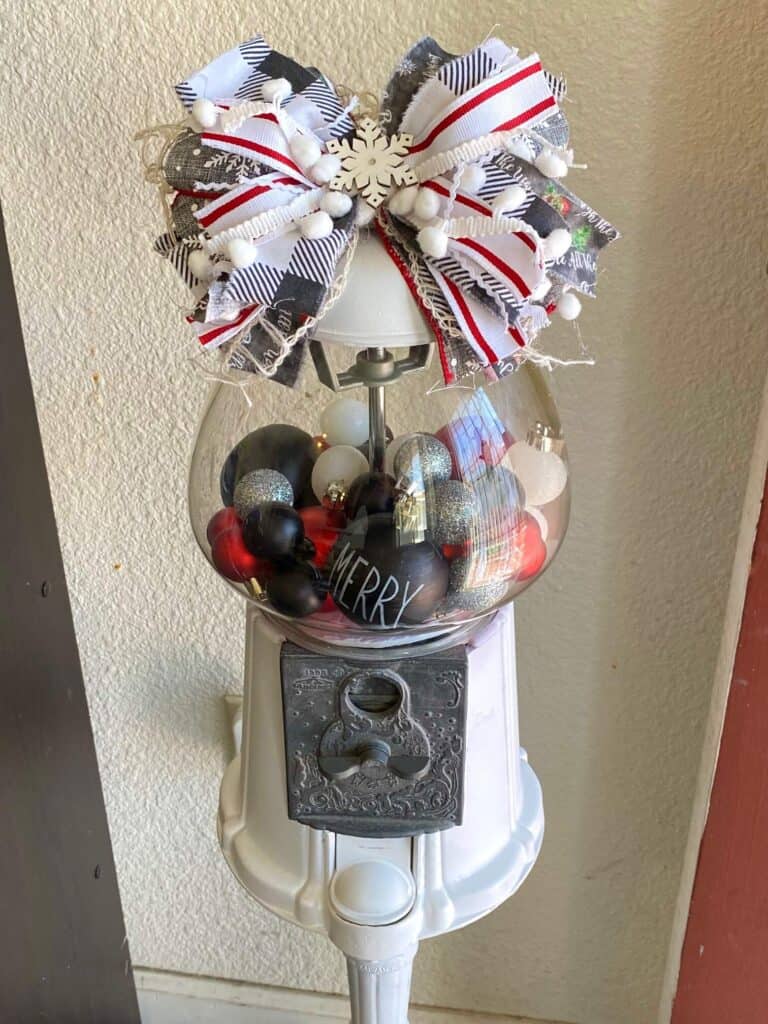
<box><xmin>219</xmin><ymin>605</ymin><xmax>544</xmax><ymax>1024</ymax></box>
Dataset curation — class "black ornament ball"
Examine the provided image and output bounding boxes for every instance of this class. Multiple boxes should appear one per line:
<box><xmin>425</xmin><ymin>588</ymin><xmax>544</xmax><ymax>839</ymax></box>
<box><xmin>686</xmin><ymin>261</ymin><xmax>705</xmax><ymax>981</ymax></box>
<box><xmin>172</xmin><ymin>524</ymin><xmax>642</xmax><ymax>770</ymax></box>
<box><xmin>329</xmin><ymin>515</ymin><xmax>449</xmax><ymax>628</ymax></box>
<box><xmin>345</xmin><ymin>472</ymin><xmax>397</xmax><ymax>521</ymax></box>
<box><xmin>220</xmin><ymin>424</ymin><xmax>316</xmax><ymax>507</ymax></box>
<box><xmin>242</xmin><ymin>502</ymin><xmax>305</xmax><ymax>559</ymax></box>
<box><xmin>266</xmin><ymin>562</ymin><xmax>326</xmax><ymax>619</ymax></box>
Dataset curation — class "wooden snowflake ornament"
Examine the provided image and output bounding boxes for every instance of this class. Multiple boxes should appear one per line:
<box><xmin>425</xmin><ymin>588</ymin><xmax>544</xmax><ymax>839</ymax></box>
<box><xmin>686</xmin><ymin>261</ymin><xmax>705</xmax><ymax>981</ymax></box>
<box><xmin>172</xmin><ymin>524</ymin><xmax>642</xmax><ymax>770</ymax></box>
<box><xmin>327</xmin><ymin>117</ymin><xmax>417</xmax><ymax>209</ymax></box>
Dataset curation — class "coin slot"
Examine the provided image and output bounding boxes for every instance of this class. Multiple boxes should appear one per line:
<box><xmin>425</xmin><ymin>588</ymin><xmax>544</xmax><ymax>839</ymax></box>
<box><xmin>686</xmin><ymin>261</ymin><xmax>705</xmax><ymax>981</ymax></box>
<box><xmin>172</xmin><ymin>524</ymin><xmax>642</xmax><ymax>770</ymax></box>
<box><xmin>347</xmin><ymin>675</ymin><xmax>401</xmax><ymax>716</ymax></box>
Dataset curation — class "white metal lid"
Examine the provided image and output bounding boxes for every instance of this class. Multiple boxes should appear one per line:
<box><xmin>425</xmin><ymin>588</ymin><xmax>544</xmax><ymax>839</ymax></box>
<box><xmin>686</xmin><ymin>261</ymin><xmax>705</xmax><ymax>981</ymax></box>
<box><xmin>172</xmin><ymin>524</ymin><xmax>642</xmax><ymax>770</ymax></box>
<box><xmin>313</xmin><ymin>232</ymin><xmax>433</xmax><ymax>349</ymax></box>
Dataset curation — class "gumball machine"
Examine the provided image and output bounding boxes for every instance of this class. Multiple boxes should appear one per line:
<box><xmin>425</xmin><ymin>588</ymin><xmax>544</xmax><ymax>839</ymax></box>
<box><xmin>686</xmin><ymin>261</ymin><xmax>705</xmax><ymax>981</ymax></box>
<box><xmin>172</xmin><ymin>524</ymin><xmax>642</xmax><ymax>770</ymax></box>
<box><xmin>189</xmin><ymin>233</ymin><xmax>569</xmax><ymax>1024</ymax></box>
<box><xmin>141</xmin><ymin>30</ymin><xmax>617</xmax><ymax>1024</ymax></box>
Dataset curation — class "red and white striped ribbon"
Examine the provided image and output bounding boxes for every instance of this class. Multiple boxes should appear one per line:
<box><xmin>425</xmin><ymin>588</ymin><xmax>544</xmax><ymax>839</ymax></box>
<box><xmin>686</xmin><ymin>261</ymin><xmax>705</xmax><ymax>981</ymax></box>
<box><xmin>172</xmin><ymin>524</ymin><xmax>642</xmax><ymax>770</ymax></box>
<box><xmin>406</xmin><ymin>54</ymin><xmax>556</xmax><ymax>165</ymax></box>
<box><xmin>429</xmin><ymin>265</ymin><xmax>524</xmax><ymax>366</ymax></box>
<box><xmin>202</xmin><ymin>114</ymin><xmax>313</xmax><ymax>185</ymax></box>
<box><xmin>194</xmin><ymin>174</ymin><xmax>304</xmax><ymax>234</ymax></box>
<box><xmin>186</xmin><ymin>304</ymin><xmax>261</xmax><ymax>349</ymax></box>
<box><xmin>449</xmin><ymin>233</ymin><xmax>543</xmax><ymax>303</ymax></box>
<box><xmin>419</xmin><ymin>179</ymin><xmax>545</xmax><ymax>302</ymax></box>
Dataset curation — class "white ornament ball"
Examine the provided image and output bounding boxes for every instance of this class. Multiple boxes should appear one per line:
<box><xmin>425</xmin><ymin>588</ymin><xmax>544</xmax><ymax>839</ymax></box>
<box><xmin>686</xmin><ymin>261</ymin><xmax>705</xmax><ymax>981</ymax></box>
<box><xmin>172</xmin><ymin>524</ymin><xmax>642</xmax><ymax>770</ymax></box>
<box><xmin>417</xmin><ymin>225</ymin><xmax>449</xmax><ymax>259</ymax></box>
<box><xmin>557</xmin><ymin>292</ymin><xmax>582</xmax><ymax>320</ymax></box>
<box><xmin>535</xmin><ymin>150</ymin><xmax>569</xmax><ymax>178</ymax></box>
<box><xmin>226</xmin><ymin>238</ymin><xmax>258</xmax><ymax>269</ymax></box>
<box><xmin>506</xmin><ymin>441</ymin><xmax>568</xmax><ymax>506</ymax></box>
<box><xmin>311</xmin><ymin>445</ymin><xmax>369</xmax><ymax>503</ymax></box>
<box><xmin>290</xmin><ymin>134</ymin><xmax>322</xmax><ymax>170</ymax></box>
<box><xmin>320</xmin><ymin>191</ymin><xmax>353</xmax><ymax>218</ymax></box>
<box><xmin>188</xmin><ymin>248</ymin><xmax>213</xmax><ymax>281</ymax></box>
<box><xmin>299</xmin><ymin>210</ymin><xmax>334</xmax><ymax>240</ymax></box>
<box><xmin>544</xmin><ymin>228</ymin><xmax>572</xmax><ymax>261</ymax></box>
<box><xmin>459</xmin><ymin>164</ymin><xmax>486</xmax><ymax>194</ymax></box>
<box><xmin>310</xmin><ymin>153</ymin><xmax>342</xmax><ymax>185</ymax></box>
<box><xmin>355</xmin><ymin>203</ymin><xmax>376</xmax><ymax>226</ymax></box>
<box><xmin>388</xmin><ymin>185</ymin><xmax>418</xmax><ymax>216</ymax></box>
<box><xmin>321</xmin><ymin>397</ymin><xmax>370</xmax><ymax>447</ymax></box>
<box><xmin>492</xmin><ymin>184</ymin><xmax>527</xmax><ymax>214</ymax></box>
<box><xmin>261</xmin><ymin>77</ymin><xmax>292</xmax><ymax>104</ymax></box>
<box><xmin>191</xmin><ymin>98</ymin><xmax>218</xmax><ymax>130</ymax></box>
<box><xmin>413</xmin><ymin>187</ymin><xmax>441</xmax><ymax>221</ymax></box>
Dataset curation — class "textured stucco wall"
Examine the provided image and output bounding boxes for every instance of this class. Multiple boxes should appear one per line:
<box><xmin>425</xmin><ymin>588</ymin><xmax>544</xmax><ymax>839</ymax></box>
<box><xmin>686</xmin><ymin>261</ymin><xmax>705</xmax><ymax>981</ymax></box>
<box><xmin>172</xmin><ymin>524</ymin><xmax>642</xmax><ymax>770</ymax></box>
<box><xmin>1</xmin><ymin>3</ymin><xmax>765</xmax><ymax>1022</ymax></box>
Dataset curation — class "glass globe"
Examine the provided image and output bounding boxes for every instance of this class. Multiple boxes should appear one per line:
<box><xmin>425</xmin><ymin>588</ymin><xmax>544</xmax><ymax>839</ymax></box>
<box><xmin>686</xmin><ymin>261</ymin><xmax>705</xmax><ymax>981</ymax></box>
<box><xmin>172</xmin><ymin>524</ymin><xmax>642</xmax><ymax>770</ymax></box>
<box><xmin>188</xmin><ymin>236</ymin><xmax>570</xmax><ymax>649</ymax></box>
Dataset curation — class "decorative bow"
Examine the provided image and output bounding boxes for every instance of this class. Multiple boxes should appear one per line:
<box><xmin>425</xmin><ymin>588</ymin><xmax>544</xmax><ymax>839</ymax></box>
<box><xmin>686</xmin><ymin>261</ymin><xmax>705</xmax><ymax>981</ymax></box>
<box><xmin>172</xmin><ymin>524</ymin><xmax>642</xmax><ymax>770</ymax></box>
<box><xmin>145</xmin><ymin>34</ymin><xmax>618</xmax><ymax>388</ymax></box>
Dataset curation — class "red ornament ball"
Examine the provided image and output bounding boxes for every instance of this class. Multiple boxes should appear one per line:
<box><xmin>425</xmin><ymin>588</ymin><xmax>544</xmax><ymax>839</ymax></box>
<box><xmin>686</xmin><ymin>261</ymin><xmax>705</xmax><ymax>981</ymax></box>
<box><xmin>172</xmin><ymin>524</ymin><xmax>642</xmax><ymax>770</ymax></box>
<box><xmin>206</xmin><ymin>507</ymin><xmax>239</xmax><ymax>547</ymax></box>
<box><xmin>298</xmin><ymin>506</ymin><xmax>345</xmax><ymax>568</ymax></box>
<box><xmin>209</xmin><ymin>512</ymin><xmax>270</xmax><ymax>584</ymax></box>
<box><xmin>513</xmin><ymin>513</ymin><xmax>547</xmax><ymax>582</ymax></box>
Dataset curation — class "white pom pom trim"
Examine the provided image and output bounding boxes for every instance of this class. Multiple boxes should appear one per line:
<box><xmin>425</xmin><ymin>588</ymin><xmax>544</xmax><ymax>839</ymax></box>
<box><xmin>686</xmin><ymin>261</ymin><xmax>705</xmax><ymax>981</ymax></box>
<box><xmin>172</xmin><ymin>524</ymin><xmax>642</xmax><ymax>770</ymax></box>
<box><xmin>388</xmin><ymin>185</ymin><xmax>418</xmax><ymax>217</ymax></box>
<box><xmin>492</xmin><ymin>184</ymin><xmax>527</xmax><ymax>215</ymax></box>
<box><xmin>543</xmin><ymin>228</ymin><xmax>572</xmax><ymax>261</ymax></box>
<box><xmin>191</xmin><ymin>98</ymin><xmax>218</xmax><ymax>130</ymax></box>
<box><xmin>355</xmin><ymin>203</ymin><xmax>376</xmax><ymax>227</ymax></box>
<box><xmin>188</xmin><ymin>249</ymin><xmax>213</xmax><ymax>280</ymax></box>
<box><xmin>459</xmin><ymin>164</ymin><xmax>486</xmax><ymax>194</ymax></box>
<box><xmin>557</xmin><ymin>292</ymin><xmax>582</xmax><ymax>320</ymax></box>
<box><xmin>290</xmin><ymin>135</ymin><xmax>322</xmax><ymax>171</ymax></box>
<box><xmin>535</xmin><ymin>150</ymin><xmax>569</xmax><ymax>179</ymax></box>
<box><xmin>310</xmin><ymin>153</ymin><xmax>342</xmax><ymax>185</ymax></box>
<box><xmin>507</xmin><ymin>136</ymin><xmax>533</xmax><ymax>161</ymax></box>
<box><xmin>299</xmin><ymin>210</ymin><xmax>334</xmax><ymax>240</ymax></box>
<box><xmin>226</xmin><ymin>238</ymin><xmax>258</xmax><ymax>269</ymax></box>
<box><xmin>261</xmin><ymin>77</ymin><xmax>292</xmax><ymax>104</ymax></box>
<box><xmin>417</xmin><ymin>225</ymin><xmax>449</xmax><ymax>259</ymax></box>
<box><xmin>413</xmin><ymin>188</ymin><xmax>442</xmax><ymax>221</ymax></box>
<box><xmin>320</xmin><ymin>191</ymin><xmax>353</xmax><ymax>218</ymax></box>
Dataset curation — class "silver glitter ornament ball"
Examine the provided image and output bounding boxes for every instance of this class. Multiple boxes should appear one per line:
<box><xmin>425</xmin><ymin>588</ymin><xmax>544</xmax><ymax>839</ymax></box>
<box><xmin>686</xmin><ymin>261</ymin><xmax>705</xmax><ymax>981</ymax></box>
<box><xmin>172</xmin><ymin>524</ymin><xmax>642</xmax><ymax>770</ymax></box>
<box><xmin>428</xmin><ymin>480</ymin><xmax>478</xmax><ymax>546</ymax></box>
<box><xmin>234</xmin><ymin>469</ymin><xmax>294</xmax><ymax>520</ymax></box>
<box><xmin>393</xmin><ymin>433</ymin><xmax>452</xmax><ymax>490</ymax></box>
<box><xmin>440</xmin><ymin>556</ymin><xmax>507</xmax><ymax>615</ymax></box>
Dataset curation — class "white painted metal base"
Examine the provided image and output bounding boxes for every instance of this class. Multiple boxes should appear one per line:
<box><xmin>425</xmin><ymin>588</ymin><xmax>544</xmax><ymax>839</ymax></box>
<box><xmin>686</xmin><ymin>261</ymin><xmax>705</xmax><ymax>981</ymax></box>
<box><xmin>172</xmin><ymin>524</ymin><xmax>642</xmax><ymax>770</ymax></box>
<box><xmin>218</xmin><ymin>605</ymin><xmax>543</xmax><ymax>1024</ymax></box>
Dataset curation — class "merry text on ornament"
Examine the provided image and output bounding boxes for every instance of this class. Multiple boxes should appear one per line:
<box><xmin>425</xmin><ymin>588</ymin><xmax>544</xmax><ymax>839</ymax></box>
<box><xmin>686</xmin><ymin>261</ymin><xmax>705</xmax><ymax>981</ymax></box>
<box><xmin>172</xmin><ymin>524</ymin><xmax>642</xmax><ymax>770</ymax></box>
<box><xmin>329</xmin><ymin>542</ymin><xmax>426</xmax><ymax>628</ymax></box>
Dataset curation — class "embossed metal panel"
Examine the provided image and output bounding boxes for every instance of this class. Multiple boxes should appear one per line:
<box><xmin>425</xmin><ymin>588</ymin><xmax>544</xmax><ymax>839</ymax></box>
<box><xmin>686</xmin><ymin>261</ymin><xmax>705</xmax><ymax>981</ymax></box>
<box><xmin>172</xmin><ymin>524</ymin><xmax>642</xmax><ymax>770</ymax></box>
<box><xmin>281</xmin><ymin>643</ymin><xmax>468</xmax><ymax>837</ymax></box>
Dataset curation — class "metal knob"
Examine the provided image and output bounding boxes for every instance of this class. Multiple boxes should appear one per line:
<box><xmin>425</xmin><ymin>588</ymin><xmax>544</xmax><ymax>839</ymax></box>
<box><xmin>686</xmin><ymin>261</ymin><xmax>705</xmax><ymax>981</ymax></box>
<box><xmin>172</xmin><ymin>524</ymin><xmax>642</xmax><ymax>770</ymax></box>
<box><xmin>319</xmin><ymin>740</ymin><xmax>429</xmax><ymax>782</ymax></box>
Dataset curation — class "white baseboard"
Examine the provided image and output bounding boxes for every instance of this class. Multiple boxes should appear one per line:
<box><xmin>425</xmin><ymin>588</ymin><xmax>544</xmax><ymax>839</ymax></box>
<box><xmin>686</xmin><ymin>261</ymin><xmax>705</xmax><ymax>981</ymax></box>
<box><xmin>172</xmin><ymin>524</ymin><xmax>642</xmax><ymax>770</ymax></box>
<box><xmin>135</xmin><ymin>968</ymin><xmax>556</xmax><ymax>1024</ymax></box>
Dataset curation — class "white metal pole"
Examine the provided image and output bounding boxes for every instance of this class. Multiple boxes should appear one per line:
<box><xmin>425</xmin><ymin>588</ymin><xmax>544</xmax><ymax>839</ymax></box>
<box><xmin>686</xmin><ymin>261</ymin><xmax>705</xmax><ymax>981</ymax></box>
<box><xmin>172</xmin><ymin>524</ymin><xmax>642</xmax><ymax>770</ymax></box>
<box><xmin>346</xmin><ymin>944</ymin><xmax>418</xmax><ymax>1024</ymax></box>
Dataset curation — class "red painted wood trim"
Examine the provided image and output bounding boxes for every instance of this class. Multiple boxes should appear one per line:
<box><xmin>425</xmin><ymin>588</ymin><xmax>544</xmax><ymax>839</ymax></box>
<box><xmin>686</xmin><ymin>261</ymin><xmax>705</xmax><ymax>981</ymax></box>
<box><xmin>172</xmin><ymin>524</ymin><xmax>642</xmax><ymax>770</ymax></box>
<box><xmin>672</xmin><ymin>470</ymin><xmax>768</xmax><ymax>1023</ymax></box>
